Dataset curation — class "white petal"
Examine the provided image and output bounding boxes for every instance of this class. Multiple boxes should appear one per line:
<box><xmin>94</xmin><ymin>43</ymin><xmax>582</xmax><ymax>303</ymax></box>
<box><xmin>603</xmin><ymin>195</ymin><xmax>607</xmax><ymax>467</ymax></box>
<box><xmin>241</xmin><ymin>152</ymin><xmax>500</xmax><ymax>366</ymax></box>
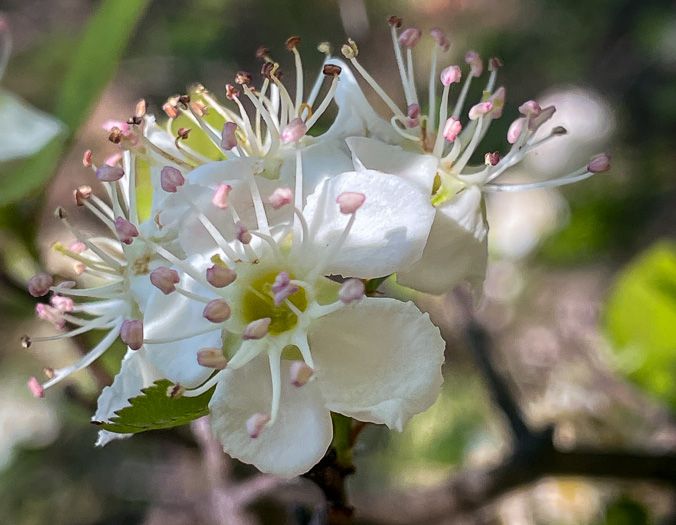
<box><xmin>397</xmin><ymin>185</ymin><xmax>488</xmax><ymax>295</ymax></box>
<box><xmin>346</xmin><ymin>137</ymin><xmax>438</xmax><ymax>195</ymax></box>
<box><xmin>209</xmin><ymin>354</ymin><xmax>332</xmax><ymax>478</ymax></box>
<box><xmin>93</xmin><ymin>347</ymin><xmax>163</xmax><ymax>446</ymax></box>
<box><xmin>309</xmin><ymin>298</ymin><xmax>445</xmax><ymax>431</ymax></box>
<box><xmin>302</xmin><ymin>170</ymin><xmax>435</xmax><ymax>278</ymax></box>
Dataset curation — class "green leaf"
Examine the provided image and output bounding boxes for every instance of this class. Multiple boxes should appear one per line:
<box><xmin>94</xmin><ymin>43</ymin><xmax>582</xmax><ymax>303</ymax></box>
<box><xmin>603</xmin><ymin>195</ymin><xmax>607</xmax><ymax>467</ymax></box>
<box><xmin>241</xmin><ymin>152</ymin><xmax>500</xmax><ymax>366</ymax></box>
<box><xmin>95</xmin><ymin>379</ymin><xmax>215</xmax><ymax>434</ymax></box>
<box><xmin>0</xmin><ymin>0</ymin><xmax>151</xmax><ymax>206</ymax></box>
<box><xmin>605</xmin><ymin>242</ymin><xmax>676</xmax><ymax>409</ymax></box>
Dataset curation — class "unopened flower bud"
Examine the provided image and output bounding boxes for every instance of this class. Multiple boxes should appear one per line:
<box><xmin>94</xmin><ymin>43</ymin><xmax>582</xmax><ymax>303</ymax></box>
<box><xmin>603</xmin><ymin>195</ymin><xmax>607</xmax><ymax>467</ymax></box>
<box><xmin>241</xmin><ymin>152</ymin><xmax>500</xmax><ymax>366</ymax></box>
<box><xmin>235</xmin><ymin>221</ymin><xmax>252</xmax><ymax>244</ymax></box>
<box><xmin>212</xmin><ymin>183</ymin><xmax>232</xmax><ymax>209</ymax></box>
<box><xmin>443</xmin><ymin>117</ymin><xmax>462</xmax><ymax>142</ymax></box>
<box><xmin>28</xmin><ymin>377</ymin><xmax>44</xmax><ymax>398</ymax></box>
<box><xmin>206</xmin><ymin>265</ymin><xmax>237</xmax><ymax>288</ymax></box>
<box><xmin>197</xmin><ymin>348</ymin><xmax>228</xmax><ymax>370</ymax></box>
<box><xmin>203</xmin><ymin>299</ymin><xmax>231</xmax><ymax>323</ymax></box>
<box><xmin>120</xmin><ymin>319</ymin><xmax>143</xmax><ymax>350</ymax></box>
<box><xmin>430</xmin><ymin>28</ymin><xmax>450</xmax><ymax>52</ymax></box>
<box><xmin>339</xmin><ymin>278</ymin><xmax>365</xmax><ymax>304</ymax></box>
<box><xmin>221</xmin><ymin>122</ymin><xmax>238</xmax><ymax>150</ymax></box>
<box><xmin>507</xmin><ymin>117</ymin><xmax>526</xmax><ymax>144</ymax></box>
<box><xmin>587</xmin><ymin>154</ymin><xmax>611</xmax><ymax>173</ymax></box>
<box><xmin>280</xmin><ymin>117</ymin><xmax>307</xmax><ymax>144</ymax></box>
<box><xmin>28</xmin><ymin>273</ymin><xmax>53</xmax><ymax>297</ymax></box>
<box><xmin>95</xmin><ymin>165</ymin><xmax>124</xmax><ymax>182</ymax></box>
<box><xmin>246</xmin><ymin>412</ymin><xmax>270</xmax><ymax>438</ymax></box>
<box><xmin>337</xmin><ymin>192</ymin><xmax>366</xmax><ymax>214</ymax></box>
<box><xmin>150</xmin><ymin>267</ymin><xmax>180</xmax><ymax>295</ymax></box>
<box><xmin>268</xmin><ymin>187</ymin><xmax>293</xmax><ymax>209</ymax></box>
<box><xmin>290</xmin><ymin>361</ymin><xmax>314</xmax><ymax>387</ymax></box>
<box><xmin>114</xmin><ymin>217</ymin><xmax>139</xmax><ymax>245</ymax></box>
<box><xmin>440</xmin><ymin>65</ymin><xmax>462</xmax><ymax>86</ymax></box>
<box><xmin>242</xmin><ymin>318</ymin><xmax>271</xmax><ymax>340</ymax></box>
<box><xmin>468</xmin><ymin>101</ymin><xmax>493</xmax><ymax>120</ymax></box>
<box><xmin>465</xmin><ymin>50</ymin><xmax>483</xmax><ymax>77</ymax></box>
<box><xmin>399</xmin><ymin>28</ymin><xmax>422</xmax><ymax>49</ymax></box>
<box><xmin>160</xmin><ymin>166</ymin><xmax>185</xmax><ymax>193</ymax></box>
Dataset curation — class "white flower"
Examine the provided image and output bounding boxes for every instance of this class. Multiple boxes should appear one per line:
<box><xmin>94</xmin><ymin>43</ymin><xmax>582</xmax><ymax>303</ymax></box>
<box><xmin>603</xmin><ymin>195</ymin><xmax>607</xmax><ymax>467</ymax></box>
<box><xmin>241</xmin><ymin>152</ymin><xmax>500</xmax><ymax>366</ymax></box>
<box><xmin>339</xmin><ymin>19</ymin><xmax>610</xmax><ymax>295</ymax></box>
<box><xmin>141</xmin><ymin>150</ymin><xmax>444</xmax><ymax>476</ymax></box>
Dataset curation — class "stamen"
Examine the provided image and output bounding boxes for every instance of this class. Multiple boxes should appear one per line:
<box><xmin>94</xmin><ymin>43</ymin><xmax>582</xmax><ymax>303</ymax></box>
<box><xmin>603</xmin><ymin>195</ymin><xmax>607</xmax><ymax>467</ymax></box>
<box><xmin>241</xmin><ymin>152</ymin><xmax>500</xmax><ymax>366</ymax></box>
<box><xmin>182</xmin><ymin>370</ymin><xmax>226</xmax><ymax>398</ymax></box>
<box><xmin>285</xmin><ymin>36</ymin><xmax>304</xmax><ymax>111</ymax></box>
<box><xmin>247</xmin><ymin>412</ymin><xmax>270</xmax><ymax>438</ymax></box>
<box><xmin>336</xmin><ymin>191</ymin><xmax>366</xmax><ymax>214</ymax></box>
<box><xmin>289</xmin><ymin>360</ymin><xmax>314</xmax><ymax>387</ymax></box>
<box><xmin>160</xmin><ymin>166</ymin><xmax>185</xmax><ymax>193</ymax></box>
<box><xmin>203</xmin><ymin>299</ymin><xmax>231</xmax><ymax>323</ymax></box>
<box><xmin>304</xmin><ymin>72</ymin><xmax>340</xmax><ymax>130</ymax></box>
<box><xmin>280</xmin><ymin>117</ymin><xmax>307</xmax><ymax>144</ymax></box>
<box><xmin>267</xmin><ymin>347</ymin><xmax>283</xmax><ymax>425</ymax></box>
<box><xmin>587</xmin><ymin>154</ymin><xmax>611</xmax><ymax>173</ymax></box>
<box><xmin>28</xmin><ymin>273</ymin><xmax>53</xmax><ymax>297</ymax></box>
<box><xmin>150</xmin><ymin>267</ymin><xmax>180</xmax><ymax>295</ymax></box>
<box><xmin>28</xmin><ymin>377</ymin><xmax>45</xmax><ymax>398</ymax></box>
<box><xmin>120</xmin><ymin>319</ymin><xmax>143</xmax><ymax>350</ymax></box>
<box><xmin>242</xmin><ymin>318</ymin><xmax>271</xmax><ymax>340</ymax></box>
<box><xmin>96</xmin><ymin>165</ymin><xmax>124</xmax><ymax>182</ymax></box>
<box><xmin>339</xmin><ymin>278</ymin><xmax>365</xmax><ymax>304</ymax></box>
<box><xmin>390</xmin><ymin>24</ymin><xmax>413</xmax><ymax>105</ymax></box>
<box><xmin>212</xmin><ymin>183</ymin><xmax>232</xmax><ymax>210</ymax></box>
<box><xmin>206</xmin><ymin>264</ymin><xmax>237</xmax><ymax>288</ymax></box>
<box><xmin>221</xmin><ymin>122</ymin><xmax>239</xmax><ymax>151</ymax></box>
<box><xmin>197</xmin><ymin>348</ymin><xmax>228</xmax><ymax>370</ymax></box>
<box><xmin>114</xmin><ymin>217</ymin><xmax>139</xmax><ymax>245</ymax></box>
<box><xmin>269</xmin><ymin>187</ymin><xmax>293</xmax><ymax>209</ymax></box>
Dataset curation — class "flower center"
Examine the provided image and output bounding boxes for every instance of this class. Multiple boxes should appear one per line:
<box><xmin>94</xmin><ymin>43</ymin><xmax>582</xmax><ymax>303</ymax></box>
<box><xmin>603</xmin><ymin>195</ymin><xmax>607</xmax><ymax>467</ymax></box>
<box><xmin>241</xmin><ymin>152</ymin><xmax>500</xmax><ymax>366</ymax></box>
<box><xmin>241</xmin><ymin>271</ymin><xmax>307</xmax><ymax>335</ymax></box>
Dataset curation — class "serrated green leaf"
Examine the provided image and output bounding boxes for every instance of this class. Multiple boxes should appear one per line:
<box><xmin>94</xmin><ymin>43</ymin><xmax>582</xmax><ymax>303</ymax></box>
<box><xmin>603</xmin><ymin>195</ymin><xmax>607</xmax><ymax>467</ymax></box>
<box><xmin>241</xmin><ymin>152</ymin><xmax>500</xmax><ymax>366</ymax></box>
<box><xmin>96</xmin><ymin>379</ymin><xmax>215</xmax><ymax>434</ymax></box>
<box><xmin>605</xmin><ymin>242</ymin><xmax>676</xmax><ymax>409</ymax></box>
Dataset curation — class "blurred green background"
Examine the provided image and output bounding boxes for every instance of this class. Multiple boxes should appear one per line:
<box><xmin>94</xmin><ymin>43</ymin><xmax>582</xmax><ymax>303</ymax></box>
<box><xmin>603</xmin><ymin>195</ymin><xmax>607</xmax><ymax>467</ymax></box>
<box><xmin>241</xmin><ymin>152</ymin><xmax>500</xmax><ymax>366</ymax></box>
<box><xmin>1</xmin><ymin>0</ymin><xmax>675</xmax><ymax>523</ymax></box>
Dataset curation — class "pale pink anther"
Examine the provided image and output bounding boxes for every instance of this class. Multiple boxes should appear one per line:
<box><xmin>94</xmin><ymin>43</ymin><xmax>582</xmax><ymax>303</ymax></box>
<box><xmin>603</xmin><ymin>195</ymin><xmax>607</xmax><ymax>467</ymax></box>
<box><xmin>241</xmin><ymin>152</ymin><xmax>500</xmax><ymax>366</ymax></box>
<box><xmin>150</xmin><ymin>267</ymin><xmax>180</xmax><ymax>295</ymax></box>
<box><xmin>290</xmin><ymin>361</ymin><xmax>314</xmax><ymax>387</ymax></box>
<box><xmin>74</xmin><ymin>263</ymin><xmax>86</xmax><ymax>275</ymax></box>
<box><xmin>528</xmin><ymin>105</ymin><xmax>556</xmax><ymax>131</ymax></box>
<box><xmin>197</xmin><ymin>348</ymin><xmax>228</xmax><ymax>370</ymax></box>
<box><xmin>36</xmin><ymin>304</ymin><xmax>65</xmax><ymax>329</ymax></box>
<box><xmin>120</xmin><ymin>319</ymin><xmax>143</xmax><ymax>350</ymax></box>
<box><xmin>82</xmin><ymin>149</ymin><xmax>92</xmax><ymax>167</ymax></box>
<box><xmin>507</xmin><ymin>117</ymin><xmax>526</xmax><ymax>144</ymax></box>
<box><xmin>271</xmin><ymin>272</ymin><xmax>290</xmax><ymax>293</ymax></box>
<box><xmin>443</xmin><ymin>117</ymin><xmax>462</xmax><ymax>142</ymax></box>
<box><xmin>114</xmin><ymin>217</ymin><xmax>139</xmax><ymax>245</ymax></box>
<box><xmin>337</xmin><ymin>192</ymin><xmax>366</xmax><ymax>214</ymax></box>
<box><xmin>274</xmin><ymin>283</ymin><xmax>299</xmax><ymax>306</ymax></box>
<box><xmin>489</xmin><ymin>87</ymin><xmax>506</xmax><ymax>118</ymax></box>
<box><xmin>163</xmin><ymin>102</ymin><xmax>179</xmax><ymax>119</ymax></box>
<box><xmin>518</xmin><ymin>100</ymin><xmax>542</xmax><ymax>118</ymax></box>
<box><xmin>268</xmin><ymin>187</ymin><xmax>294</xmax><ymax>209</ymax></box>
<box><xmin>246</xmin><ymin>412</ymin><xmax>271</xmax><ymax>438</ymax></box>
<box><xmin>203</xmin><ymin>299</ymin><xmax>231</xmax><ymax>323</ymax></box>
<box><xmin>206</xmin><ymin>265</ymin><xmax>237</xmax><ymax>288</ymax></box>
<box><xmin>102</xmin><ymin>120</ymin><xmax>131</xmax><ymax>135</ymax></box>
<box><xmin>69</xmin><ymin>241</ymin><xmax>86</xmax><ymax>254</ymax></box>
<box><xmin>399</xmin><ymin>28</ymin><xmax>422</xmax><ymax>49</ymax></box>
<box><xmin>95</xmin><ymin>165</ymin><xmax>124</xmax><ymax>182</ymax></box>
<box><xmin>430</xmin><ymin>28</ymin><xmax>450</xmax><ymax>52</ymax></box>
<box><xmin>160</xmin><ymin>166</ymin><xmax>185</xmax><ymax>193</ymax></box>
<box><xmin>440</xmin><ymin>65</ymin><xmax>462</xmax><ymax>86</ymax></box>
<box><xmin>406</xmin><ymin>103</ymin><xmax>420</xmax><ymax>128</ymax></box>
<box><xmin>44</xmin><ymin>367</ymin><xmax>55</xmax><ymax>379</ymax></box>
<box><xmin>242</xmin><ymin>318</ymin><xmax>271</xmax><ymax>340</ymax></box>
<box><xmin>235</xmin><ymin>221</ymin><xmax>252</xmax><ymax>244</ymax></box>
<box><xmin>465</xmin><ymin>50</ymin><xmax>483</xmax><ymax>77</ymax></box>
<box><xmin>339</xmin><ymin>278</ymin><xmax>365</xmax><ymax>304</ymax></box>
<box><xmin>587</xmin><ymin>154</ymin><xmax>611</xmax><ymax>173</ymax></box>
<box><xmin>280</xmin><ymin>117</ymin><xmax>308</xmax><ymax>144</ymax></box>
<box><xmin>51</xmin><ymin>295</ymin><xmax>74</xmax><ymax>313</ymax></box>
<box><xmin>468</xmin><ymin>101</ymin><xmax>493</xmax><ymax>120</ymax></box>
<box><xmin>212</xmin><ymin>183</ymin><xmax>232</xmax><ymax>209</ymax></box>
<box><xmin>485</xmin><ymin>151</ymin><xmax>501</xmax><ymax>166</ymax></box>
<box><xmin>28</xmin><ymin>377</ymin><xmax>44</xmax><ymax>398</ymax></box>
<box><xmin>28</xmin><ymin>273</ymin><xmax>53</xmax><ymax>297</ymax></box>
<box><xmin>225</xmin><ymin>84</ymin><xmax>239</xmax><ymax>100</ymax></box>
<box><xmin>221</xmin><ymin>122</ymin><xmax>238</xmax><ymax>150</ymax></box>
<box><xmin>105</xmin><ymin>152</ymin><xmax>123</xmax><ymax>167</ymax></box>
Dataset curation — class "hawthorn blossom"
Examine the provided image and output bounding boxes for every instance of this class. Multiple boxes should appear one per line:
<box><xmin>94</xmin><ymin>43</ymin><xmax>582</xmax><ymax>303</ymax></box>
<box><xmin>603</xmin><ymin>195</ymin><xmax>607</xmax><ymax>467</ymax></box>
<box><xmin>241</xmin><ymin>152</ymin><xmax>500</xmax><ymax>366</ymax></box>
<box><xmin>340</xmin><ymin>19</ymin><xmax>611</xmax><ymax>294</ymax></box>
<box><xmin>139</xmin><ymin>148</ymin><xmax>443</xmax><ymax>476</ymax></box>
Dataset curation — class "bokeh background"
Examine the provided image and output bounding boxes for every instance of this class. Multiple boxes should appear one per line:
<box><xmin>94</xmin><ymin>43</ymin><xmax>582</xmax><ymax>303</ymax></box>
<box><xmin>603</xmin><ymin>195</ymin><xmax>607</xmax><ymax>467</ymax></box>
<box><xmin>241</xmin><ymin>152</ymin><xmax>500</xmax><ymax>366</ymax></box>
<box><xmin>1</xmin><ymin>0</ymin><xmax>675</xmax><ymax>523</ymax></box>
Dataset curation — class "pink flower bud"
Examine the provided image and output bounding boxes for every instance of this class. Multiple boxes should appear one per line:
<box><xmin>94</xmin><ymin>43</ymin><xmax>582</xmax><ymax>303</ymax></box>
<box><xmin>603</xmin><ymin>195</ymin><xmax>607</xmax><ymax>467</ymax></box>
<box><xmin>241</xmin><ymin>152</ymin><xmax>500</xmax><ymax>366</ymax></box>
<box><xmin>337</xmin><ymin>192</ymin><xmax>366</xmax><ymax>214</ymax></box>
<box><xmin>268</xmin><ymin>187</ymin><xmax>294</xmax><ymax>209</ymax></box>
<box><xmin>468</xmin><ymin>101</ymin><xmax>493</xmax><ymax>120</ymax></box>
<box><xmin>221</xmin><ymin>122</ymin><xmax>238</xmax><ymax>150</ymax></box>
<box><xmin>28</xmin><ymin>377</ymin><xmax>44</xmax><ymax>398</ymax></box>
<box><xmin>120</xmin><ymin>319</ymin><xmax>143</xmax><ymax>350</ymax></box>
<box><xmin>399</xmin><ymin>28</ymin><xmax>422</xmax><ymax>49</ymax></box>
<box><xmin>280</xmin><ymin>117</ymin><xmax>307</xmax><ymax>144</ymax></box>
<box><xmin>95</xmin><ymin>165</ymin><xmax>124</xmax><ymax>182</ymax></box>
<box><xmin>587</xmin><ymin>154</ymin><xmax>611</xmax><ymax>173</ymax></box>
<box><xmin>242</xmin><ymin>318</ymin><xmax>271</xmax><ymax>340</ymax></box>
<box><xmin>197</xmin><ymin>348</ymin><xmax>228</xmax><ymax>370</ymax></box>
<box><xmin>150</xmin><ymin>267</ymin><xmax>180</xmax><ymax>295</ymax></box>
<box><xmin>203</xmin><ymin>299</ymin><xmax>231</xmax><ymax>323</ymax></box>
<box><xmin>114</xmin><ymin>217</ymin><xmax>139</xmax><ymax>245</ymax></box>
<box><xmin>339</xmin><ymin>278</ymin><xmax>365</xmax><ymax>304</ymax></box>
<box><xmin>160</xmin><ymin>166</ymin><xmax>185</xmax><ymax>193</ymax></box>
<box><xmin>443</xmin><ymin>117</ymin><xmax>462</xmax><ymax>142</ymax></box>
<box><xmin>465</xmin><ymin>50</ymin><xmax>483</xmax><ymax>77</ymax></box>
<box><xmin>440</xmin><ymin>65</ymin><xmax>462</xmax><ymax>86</ymax></box>
<box><xmin>246</xmin><ymin>412</ymin><xmax>270</xmax><ymax>438</ymax></box>
<box><xmin>507</xmin><ymin>117</ymin><xmax>526</xmax><ymax>144</ymax></box>
<box><xmin>430</xmin><ymin>28</ymin><xmax>450</xmax><ymax>52</ymax></box>
<box><xmin>290</xmin><ymin>361</ymin><xmax>314</xmax><ymax>387</ymax></box>
<box><xmin>206</xmin><ymin>265</ymin><xmax>237</xmax><ymax>288</ymax></box>
<box><xmin>212</xmin><ymin>183</ymin><xmax>232</xmax><ymax>209</ymax></box>
<box><xmin>28</xmin><ymin>273</ymin><xmax>53</xmax><ymax>297</ymax></box>
<box><xmin>235</xmin><ymin>221</ymin><xmax>252</xmax><ymax>244</ymax></box>
<box><xmin>518</xmin><ymin>100</ymin><xmax>542</xmax><ymax>118</ymax></box>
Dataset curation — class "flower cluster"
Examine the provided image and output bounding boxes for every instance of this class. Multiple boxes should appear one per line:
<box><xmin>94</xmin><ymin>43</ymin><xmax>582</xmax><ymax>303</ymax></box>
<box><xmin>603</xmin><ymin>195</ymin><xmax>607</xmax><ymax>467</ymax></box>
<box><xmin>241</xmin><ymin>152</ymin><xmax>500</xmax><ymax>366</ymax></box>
<box><xmin>24</xmin><ymin>21</ymin><xmax>609</xmax><ymax>477</ymax></box>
